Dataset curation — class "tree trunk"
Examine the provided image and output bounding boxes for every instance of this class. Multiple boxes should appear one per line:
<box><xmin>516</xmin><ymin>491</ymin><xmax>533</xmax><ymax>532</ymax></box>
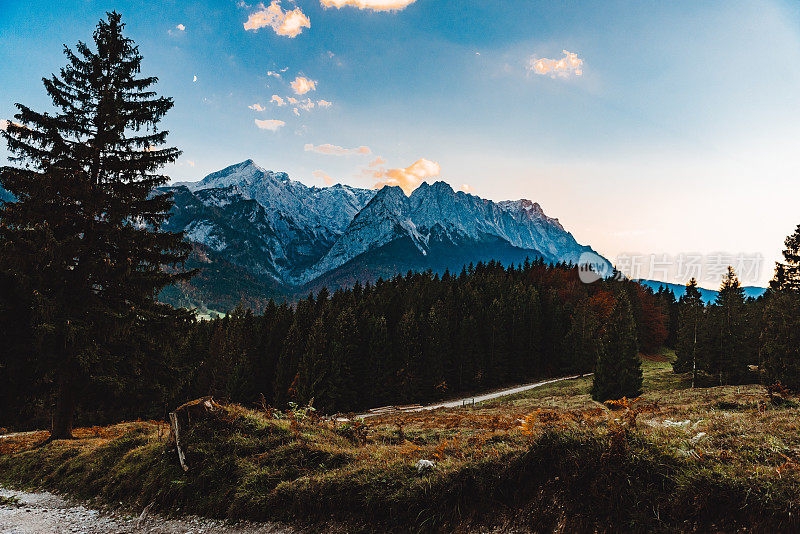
<box><xmin>51</xmin><ymin>375</ymin><xmax>75</xmax><ymax>439</ymax></box>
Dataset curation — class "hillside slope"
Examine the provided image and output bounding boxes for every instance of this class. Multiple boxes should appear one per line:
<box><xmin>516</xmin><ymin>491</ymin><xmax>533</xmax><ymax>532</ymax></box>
<box><xmin>2</xmin><ymin>357</ymin><xmax>799</xmax><ymax>533</ymax></box>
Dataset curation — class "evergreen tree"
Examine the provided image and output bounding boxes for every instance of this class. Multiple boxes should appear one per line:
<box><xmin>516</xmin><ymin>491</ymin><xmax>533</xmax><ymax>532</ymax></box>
<box><xmin>713</xmin><ymin>267</ymin><xmax>750</xmax><ymax>385</ymax></box>
<box><xmin>563</xmin><ymin>299</ymin><xmax>601</xmax><ymax>376</ymax></box>
<box><xmin>592</xmin><ymin>292</ymin><xmax>642</xmax><ymax>401</ymax></box>
<box><xmin>673</xmin><ymin>279</ymin><xmax>704</xmax><ymax>387</ymax></box>
<box><xmin>771</xmin><ymin>224</ymin><xmax>800</xmax><ymax>292</ymax></box>
<box><xmin>761</xmin><ymin>291</ymin><xmax>800</xmax><ymax>390</ymax></box>
<box><xmin>0</xmin><ymin>12</ymin><xmax>191</xmax><ymax>438</ymax></box>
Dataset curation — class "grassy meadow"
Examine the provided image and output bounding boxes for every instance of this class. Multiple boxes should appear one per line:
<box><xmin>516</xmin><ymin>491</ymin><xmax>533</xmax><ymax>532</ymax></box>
<box><xmin>2</xmin><ymin>353</ymin><xmax>800</xmax><ymax>532</ymax></box>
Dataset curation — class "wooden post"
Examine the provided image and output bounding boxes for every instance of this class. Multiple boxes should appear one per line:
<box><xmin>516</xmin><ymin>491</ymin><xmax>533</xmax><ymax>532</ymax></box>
<box><xmin>169</xmin><ymin>411</ymin><xmax>188</xmax><ymax>472</ymax></box>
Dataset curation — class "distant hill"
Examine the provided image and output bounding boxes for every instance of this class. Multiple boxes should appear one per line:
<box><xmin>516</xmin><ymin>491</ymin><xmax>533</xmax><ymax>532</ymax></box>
<box><xmin>0</xmin><ymin>185</ymin><xmax>13</xmax><ymax>203</ymax></box>
<box><xmin>637</xmin><ymin>279</ymin><xmax>767</xmax><ymax>304</ymax></box>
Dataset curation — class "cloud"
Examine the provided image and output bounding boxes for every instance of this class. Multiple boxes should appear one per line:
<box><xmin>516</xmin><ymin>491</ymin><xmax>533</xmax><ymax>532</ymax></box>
<box><xmin>459</xmin><ymin>184</ymin><xmax>474</xmax><ymax>193</ymax></box>
<box><xmin>372</xmin><ymin>158</ymin><xmax>440</xmax><ymax>194</ymax></box>
<box><xmin>249</xmin><ymin>103</ymin><xmax>266</xmax><ymax>111</ymax></box>
<box><xmin>317</xmin><ymin>99</ymin><xmax>333</xmax><ymax>108</ymax></box>
<box><xmin>320</xmin><ymin>0</ymin><xmax>416</xmax><ymax>11</ymax></box>
<box><xmin>176</xmin><ymin>24</ymin><xmax>185</xmax><ymax>31</ymax></box>
<box><xmin>255</xmin><ymin>118</ymin><xmax>286</xmax><ymax>131</ymax></box>
<box><xmin>305</xmin><ymin>143</ymin><xmax>371</xmax><ymax>156</ymax></box>
<box><xmin>0</xmin><ymin>120</ymin><xmax>8</xmax><ymax>131</ymax></box>
<box><xmin>193</xmin><ymin>75</ymin><xmax>197</xmax><ymax>82</ymax></box>
<box><xmin>270</xmin><ymin>95</ymin><xmax>286</xmax><ymax>106</ymax></box>
<box><xmin>187</xmin><ymin>160</ymin><xmax>196</xmax><ymax>167</ymax></box>
<box><xmin>293</xmin><ymin>108</ymin><xmax>300</xmax><ymax>116</ymax></box>
<box><xmin>243</xmin><ymin>1</ymin><xmax>310</xmax><ymax>37</ymax></box>
<box><xmin>290</xmin><ymin>76</ymin><xmax>317</xmax><ymax>95</ymax></box>
<box><xmin>287</xmin><ymin>97</ymin><xmax>298</xmax><ymax>104</ymax></box>
<box><xmin>267</xmin><ymin>70</ymin><xmax>282</xmax><ymax>78</ymax></box>
<box><xmin>528</xmin><ymin>50</ymin><xmax>583</xmax><ymax>78</ymax></box>
<box><xmin>313</xmin><ymin>170</ymin><xmax>336</xmax><ymax>186</ymax></box>
<box><xmin>369</xmin><ymin>156</ymin><xmax>386</xmax><ymax>167</ymax></box>
<box><xmin>298</xmin><ymin>98</ymin><xmax>316</xmax><ymax>111</ymax></box>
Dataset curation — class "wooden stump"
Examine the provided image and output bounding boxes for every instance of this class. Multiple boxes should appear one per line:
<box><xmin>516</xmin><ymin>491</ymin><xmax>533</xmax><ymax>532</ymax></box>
<box><xmin>168</xmin><ymin>396</ymin><xmax>221</xmax><ymax>471</ymax></box>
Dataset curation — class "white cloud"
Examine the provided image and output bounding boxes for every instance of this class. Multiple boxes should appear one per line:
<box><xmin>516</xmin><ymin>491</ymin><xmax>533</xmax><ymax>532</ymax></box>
<box><xmin>267</xmin><ymin>70</ymin><xmax>282</xmax><ymax>78</ymax></box>
<box><xmin>243</xmin><ymin>1</ymin><xmax>310</xmax><ymax>37</ymax></box>
<box><xmin>255</xmin><ymin>118</ymin><xmax>286</xmax><ymax>131</ymax></box>
<box><xmin>292</xmin><ymin>108</ymin><xmax>300</xmax><ymax>116</ymax></box>
<box><xmin>249</xmin><ymin>103</ymin><xmax>266</xmax><ymax>111</ymax></box>
<box><xmin>298</xmin><ymin>98</ymin><xmax>315</xmax><ymax>111</ymax></box>
<box><xmin>193</xmin><ymin>75</ymin><xmax>197</xmax><ymax>82</ymax></box>
<box><xmin>371</xmin><ymin>158</ymin><xmax>440</xmax><ymax>194</ymax></box>
<box><xmin>176</xmin><ymin>24</ymin><xmax>186</xmax><ymax>31</ymax></box>
<box><xmin>290</xmin><ymin>76</ymin><xmax>317</xmax><ymax>95</ymax></box>
<box><xmin>317</xmin><ymin>99</ymin><xmax>333</xmax><ymax>108</ymax></box>
<box><xmin>305</xmin><ymin>143</ymin><xmax>371</xmax><ymax>156</ymax></box>
<box><xmin>313</xmin><ymin>170</ymin><xmax>336</xmax><ymax>185</ymax></box>
<box><xmin>528</xmin><ymin>50</ymin><xmax>584</xmax><ymax>78</ymax></box>
<box><xmin>270</xmin><ymin>94</ymin><xmax>286</xmax><ymax>106</ymax></box>
<box><xmin>320</xmin><ymin>0</ymin><xmax>416</xmax><ymax>11</ymax></box>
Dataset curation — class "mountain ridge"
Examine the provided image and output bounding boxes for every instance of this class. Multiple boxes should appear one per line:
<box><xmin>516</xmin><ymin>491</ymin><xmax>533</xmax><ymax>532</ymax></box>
<box><xmin>164</xmin><ymin>159</ymin><xmax>612</xmax><ymax>307</ymax></box>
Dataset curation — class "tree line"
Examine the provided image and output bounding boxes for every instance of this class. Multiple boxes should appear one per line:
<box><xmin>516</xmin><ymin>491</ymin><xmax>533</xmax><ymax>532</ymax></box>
<box><xmin>0</xmin><ymin>252</ymin><xmax>671</xmax><ymax>428</ymax></box>
<box><xmin>672</xmin><ymin>226</ymin><xmax>800</xmax><ymax>391</ymax></box>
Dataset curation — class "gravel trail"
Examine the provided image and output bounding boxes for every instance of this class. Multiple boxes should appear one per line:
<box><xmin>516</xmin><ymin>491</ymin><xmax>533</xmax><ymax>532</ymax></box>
<box><xmin>356</xmin><ymin>373</ymin><xmax>591</xmax><ymax>419</ymax></box>
<box><xmin>0</xmin><ymin>487</ymin><xmax>293</xmax><ymax>534</ymax></box>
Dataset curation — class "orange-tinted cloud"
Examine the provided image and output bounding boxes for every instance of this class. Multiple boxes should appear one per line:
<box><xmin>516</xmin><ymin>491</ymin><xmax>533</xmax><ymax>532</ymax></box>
<box><xmin>313</xmin><ymin>170</ymin><xmax>336</xmax><ymax>185</ymax></box>
<box><xmin>249</xmin><ymin>103</ymin><xmax>266</xmax><ymax>111</ymax></box>
<box><xmin>270</xmin><ymin>95</ymin><xmax>286</xmax><ymax>106</ymax></box>
<box><xmin>317</xmin><ymin>99</ymin><xmax>333</xmax><ymax>108</ymax></box>
<box><xmin>176</xmin><ymin>24</ymin><xmax>186</xmax><ymax>31</ymax></box>
<box><xmin>320</xmin><ymin>0</ymin><xmax>416</xmax><ymax>11</ymax></box>
<box><xmin>369</xmin><ymin>156</ymin><xmax>386</xmax><ymax>167</ymax></box>
<box><xmin>290</xmin><ymin>76</ymin><xmax>317</xmax><ymax>95</ymax></box>
<box><xmin>305</xmin><ymin>143</ymin><xmax>371</xmax><ymax>156</ymax></box>
<box><xmin>529</xmin><ymin>50</ymin><xmax>583</xmax><ymax>78</ymax></box>
<box><xmin>372</xmin><ymin>158</ymin><xmax>440</xmax><ymax>194</ymax></box>
<box><xmin>459</xmin><ymin>184</ymin><xmax>474</xmax><ymax>193</ymax></box>
<box><xmin>254</xmin><ymin>118</ymin><xmax>286</xmax><ymax>131</ymax></box>
<box><xmin>243</xmin><ymin>1</ymin><xmax>310</xmax><ymax>37</ymax></box>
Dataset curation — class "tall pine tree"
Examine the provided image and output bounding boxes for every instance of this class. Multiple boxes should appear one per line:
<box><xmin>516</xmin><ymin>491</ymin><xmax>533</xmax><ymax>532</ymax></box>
<box><xmin>673</xmin><ymin>278</ymin><xmax>704</xmax><ymax>387</ymax></box>
<box><xmin>0</xmin><ymin>12</ymin><xmax>191</xmax><ymax>438</ymax></box>
<box><xmin>713</xmin><ymin>267</ymin><xmax>750</xmax><ymax>385</ymax></box>
<box><xmin>591</xmin><ymin>292</ymin><xmax>642</xmax><ymax>401</ymax></box>
<box><xmin>770</xmin><ymin>224</ymin><xmax>800</xmax><ymax>292</ymax></box>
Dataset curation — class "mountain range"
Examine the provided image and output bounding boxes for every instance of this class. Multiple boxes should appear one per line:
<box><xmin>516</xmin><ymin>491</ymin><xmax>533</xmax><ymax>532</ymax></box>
<box><xmin>159</xmin><ymin>159</ymin><xmax>610</xmax><ymax>310</ymax></box>
<box><xmin>637</xmin><ymin>279</ymin><xmax>767</xmax><ymax>304</ymax></box>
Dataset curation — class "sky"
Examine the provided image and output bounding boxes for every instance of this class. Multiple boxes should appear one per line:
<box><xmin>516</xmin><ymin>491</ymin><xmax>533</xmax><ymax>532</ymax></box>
<box><xmin>1</xmin><ymin>0</ymin><xmax>799</xmax><ymax>287</ymax></box>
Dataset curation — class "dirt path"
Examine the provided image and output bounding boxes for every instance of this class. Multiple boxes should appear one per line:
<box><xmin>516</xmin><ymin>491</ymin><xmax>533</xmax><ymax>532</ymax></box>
<box><xmin>356</xmin><ymin>373</ymin><xmax>591</xmax><ymax>419</ymax></box>
<box><xmin>0</xmin><ymin>486</ymin><xmax>293</xmax><ymax>534</ymax></box>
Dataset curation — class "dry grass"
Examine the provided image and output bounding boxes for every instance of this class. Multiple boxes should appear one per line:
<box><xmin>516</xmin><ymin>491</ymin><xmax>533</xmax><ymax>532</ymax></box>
<box><xmin>2</xmin><ymin>354</ymin><xmax>800</xmax><ymax>532</ymax></box>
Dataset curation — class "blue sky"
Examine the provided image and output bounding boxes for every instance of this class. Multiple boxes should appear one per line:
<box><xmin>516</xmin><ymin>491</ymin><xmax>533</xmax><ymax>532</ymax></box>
<box><xmin>2</xmin><ymin>0</ymin><xmax>800</xmax><ymax>286</ymax></box>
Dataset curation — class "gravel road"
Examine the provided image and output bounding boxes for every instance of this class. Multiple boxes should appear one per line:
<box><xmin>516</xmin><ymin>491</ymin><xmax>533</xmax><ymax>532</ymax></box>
<box><xmin>0</xmin><ymin>487</ymin><xmax>294</xmax><ymax>534</ymax></box>
<box><xmin>356</xmin><ymin>373</ymin><xmax>591</xmax><ymax>419</ymax></box>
